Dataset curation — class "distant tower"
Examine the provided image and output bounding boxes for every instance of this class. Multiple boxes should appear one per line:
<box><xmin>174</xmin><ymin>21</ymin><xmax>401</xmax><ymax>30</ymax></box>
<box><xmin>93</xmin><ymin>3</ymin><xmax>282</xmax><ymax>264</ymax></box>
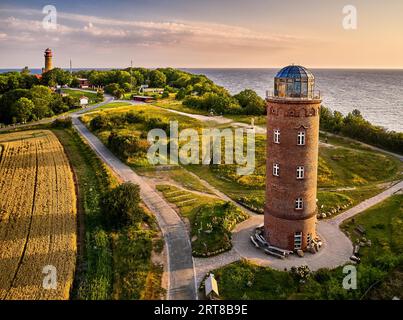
<box><xmin>265</xmin><ymin>65</ymin><xmax>322</xmax><ymax>252</ymax></box>
<box><xmin>44</xmin><ymin>48</ymin><xmax>53</xmax><ymax>73</ymax></box>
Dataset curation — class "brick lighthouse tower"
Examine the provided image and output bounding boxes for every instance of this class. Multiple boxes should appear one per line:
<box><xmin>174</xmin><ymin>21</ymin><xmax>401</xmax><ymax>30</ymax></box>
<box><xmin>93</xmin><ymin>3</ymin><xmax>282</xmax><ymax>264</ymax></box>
<box><xmin>264</xmin><ymin>65</ymin><xmax>321</xmax><ymax>252</ymax></box>
<box><xmin>44</xmin><ymin>48</ymin><xmax>53</xmax><ymax>73</ymax></box>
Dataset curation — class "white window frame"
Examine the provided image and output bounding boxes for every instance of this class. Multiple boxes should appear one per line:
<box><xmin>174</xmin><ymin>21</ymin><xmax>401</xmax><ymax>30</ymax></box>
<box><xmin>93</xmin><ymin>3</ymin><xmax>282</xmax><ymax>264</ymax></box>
<box><xmin>274</xmin><ymin>129</ymin><xmax>280</xmax><ymax>144</ymax></box>
<box><xmin>273</xmin><ymin>163</ymin><xmax>280</xmax><ymax>177</ymax></box>
<box><xmin>297</xmin><ymin>131</ymin><xmax>306</xmax><ymax>146</ymax></box>
<box><xmin>294</xmin><ymin>232</ymin><xmax>302</xmax><ymax>250</ymax></box>
<box><xmin>297</xmin><ymin>166</ymin><xmax>305</xmax><ymax>179</ymax></box>
<box><xmin>295</xmin><ymin>198</ymin><xmax>303</xmax><ymax>210</ymax></box>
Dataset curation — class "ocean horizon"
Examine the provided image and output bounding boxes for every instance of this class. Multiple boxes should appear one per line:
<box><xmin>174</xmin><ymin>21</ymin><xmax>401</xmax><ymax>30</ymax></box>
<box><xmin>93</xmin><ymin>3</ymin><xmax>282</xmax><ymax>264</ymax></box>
<box><xmin>1</xmin><ymin>67</ymin><xmax>402</xmax><ymax>132</ymax></box>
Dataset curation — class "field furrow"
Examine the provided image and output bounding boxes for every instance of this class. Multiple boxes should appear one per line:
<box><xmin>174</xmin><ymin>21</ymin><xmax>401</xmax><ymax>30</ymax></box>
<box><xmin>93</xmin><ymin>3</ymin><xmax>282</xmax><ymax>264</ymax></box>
<box><xmin>0</xmin><ymin>130</ymin><xmax>77</xmax><ymax>300</ymax></box>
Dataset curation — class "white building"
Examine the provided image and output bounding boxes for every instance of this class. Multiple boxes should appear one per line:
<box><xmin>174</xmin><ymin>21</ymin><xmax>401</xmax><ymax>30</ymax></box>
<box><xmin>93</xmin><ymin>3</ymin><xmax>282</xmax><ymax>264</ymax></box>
<box><xmin>79</xmin><ymin>96</ymin><xmax>89</xmax><ymax>107</ymax></box>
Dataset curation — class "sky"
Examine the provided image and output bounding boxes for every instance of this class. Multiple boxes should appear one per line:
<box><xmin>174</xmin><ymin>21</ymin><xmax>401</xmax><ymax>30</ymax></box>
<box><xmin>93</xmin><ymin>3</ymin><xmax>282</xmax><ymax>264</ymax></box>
<box><xmin>0</xmin><ymin>0</ymin><xmax>402</xmax><ymax>69</ymax></box>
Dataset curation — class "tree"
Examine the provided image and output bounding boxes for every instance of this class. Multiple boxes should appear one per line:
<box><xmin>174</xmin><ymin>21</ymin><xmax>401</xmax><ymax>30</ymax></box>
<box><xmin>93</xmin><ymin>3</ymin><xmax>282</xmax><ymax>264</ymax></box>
<box><xmin>50</xmin><ymin>94</ymin><xmax>69</xmax><ymax>114</ymax></box>
<box><xmin>113</xmin><ymin>88</ymin><xmax>125</xmax><ymax>99</ymax></box>
<box><xmin>175</xmin><ymin>88</ymin><xmax>187</xmax><ymax>100</ymax></box>
<box><xmin>30</xmin><ymin>85</ymin><xmax>53</xmax><ymax>119</ymax></box>
<box><xmin>133</xmin><ymin>70</ymin><xmax>144</xmax><ymax>85</ymax></box>
<box><xmin>12</xmin><ymin>97</ymin><xmax>35</xmax><ymax>123</ymax></box>
<box><xmin>149</xmin><ymin>70</ymin><xmax>167</xmax><ymax>88</ymax></box>
<box><xmin>122</xmin><ymin>82</ymin><xmax>132</xmax><ymax>93</ymax></box>
<box><xmin>90</xmin><ymin>114</ymin><xmax>110</xmax><ymax>131</ymax></box>
<box><xmin>41</xmin><ymin>68</ymin><xmax>72</xmax><ymax>86</ymax></box>
<box><xmin>104</xmin><ymin>83</ymin><xmax>120</xmax><ymax>95</ymax></box>
<box><xmin>107</xmin><ymin>132</ymin><xmax>149</xmax><ymax>160</ymax></box>
<box><xmin>234</xmin><ymin>89</ymin><xmax>265</xmax><ymax>115</ymax></box>
<box><xmin>102</xmin><ymin>182</ymin><xmax>144</xmax><ymax>229</ymax></box>
<box><xmin>96</xmin><ymin>90</ymin><xmax>104</xmax><ymax>101</ymax></box>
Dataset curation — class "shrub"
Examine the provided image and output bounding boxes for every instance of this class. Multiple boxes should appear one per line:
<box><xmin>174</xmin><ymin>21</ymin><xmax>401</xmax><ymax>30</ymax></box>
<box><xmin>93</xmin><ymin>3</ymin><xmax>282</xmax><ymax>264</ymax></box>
<box><xmin>107</xmin><ymin>132</ymin><xmax>149</xmax><ymax>160</ymax></box>
<box><xmin>125</xmin><ymin>111</ymin><xmax>146</xmax><ymax>124</ymax></box>
<box><xmin>175</xmin><ymin>88</ymin><xmax>186</xmax><ymax>100</ymax></box>
<box><xmin>234</xmin><ymin>89</ymin><xmax>266</xmax><ymax>115</ymax></box>
<box><xmin>90</xmin><ymin>114</ymin><xmax>110</xmax><ymax>131</ymax></box>
<box><xmin>101</xmin><ymin>182</ymin><xmax>144</xmax><ymax>229</ymax></box>
<box><xmin>52</xmin><ymin>117</ymin><xmax>72</xmax><ymax>128</ymax></box>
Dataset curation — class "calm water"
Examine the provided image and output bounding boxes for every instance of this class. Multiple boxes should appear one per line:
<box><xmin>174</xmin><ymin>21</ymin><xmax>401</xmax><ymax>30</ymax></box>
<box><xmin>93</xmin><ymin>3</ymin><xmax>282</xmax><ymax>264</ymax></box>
<box><xmin>2</xmin><ymin>68</ymin><xmax>402</xmax><ymax>132</ymax></box>
<box><xmin>185</xmin><ymin>68</ymin><xmax>403</xmax><ymax>132</ymax></box>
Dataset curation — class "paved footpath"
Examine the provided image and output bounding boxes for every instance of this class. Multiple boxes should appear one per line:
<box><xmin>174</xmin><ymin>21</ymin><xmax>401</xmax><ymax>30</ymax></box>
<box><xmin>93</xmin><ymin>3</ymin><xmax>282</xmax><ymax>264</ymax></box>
<box><xmin>71</xmin><ymin>114</ymin><xmax>197</xmax><ymax>300</ymax></box>
<box><xmin>329</xmin><ymin>180</ymin><xmax>403</xmax><ymax>226</ymax></box>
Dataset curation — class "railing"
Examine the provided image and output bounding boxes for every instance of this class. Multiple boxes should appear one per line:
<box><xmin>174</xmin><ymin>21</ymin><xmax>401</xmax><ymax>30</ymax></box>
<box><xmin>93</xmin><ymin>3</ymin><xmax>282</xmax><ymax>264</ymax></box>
<box><xmin>266</xmin><ymin>90</ymin><xmax>321</xmax><ymax>101</ymax></box>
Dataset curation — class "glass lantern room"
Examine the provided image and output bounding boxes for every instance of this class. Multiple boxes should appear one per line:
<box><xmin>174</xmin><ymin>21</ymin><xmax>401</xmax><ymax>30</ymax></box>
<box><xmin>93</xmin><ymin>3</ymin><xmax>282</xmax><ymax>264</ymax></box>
<box><xmin>274</xmin><ymin>65</ymin><xmax>315</xmax><ymax>99</ymax></box>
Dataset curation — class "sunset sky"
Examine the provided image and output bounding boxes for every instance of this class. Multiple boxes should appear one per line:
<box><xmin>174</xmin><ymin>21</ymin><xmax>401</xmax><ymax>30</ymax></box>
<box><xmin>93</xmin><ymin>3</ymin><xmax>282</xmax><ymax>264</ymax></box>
<box><xmin>0</xmin><ymin>0</ymin><xmax>402</xmax><ymax>69</ymax></box>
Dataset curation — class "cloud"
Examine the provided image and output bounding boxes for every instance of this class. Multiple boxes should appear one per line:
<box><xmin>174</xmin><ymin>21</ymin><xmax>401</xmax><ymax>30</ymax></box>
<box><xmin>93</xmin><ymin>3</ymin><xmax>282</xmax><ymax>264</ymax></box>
<box><xmin>0</xmin><ymin>6</ymin><xmax>314</xmax><ymax>50</ymax></box>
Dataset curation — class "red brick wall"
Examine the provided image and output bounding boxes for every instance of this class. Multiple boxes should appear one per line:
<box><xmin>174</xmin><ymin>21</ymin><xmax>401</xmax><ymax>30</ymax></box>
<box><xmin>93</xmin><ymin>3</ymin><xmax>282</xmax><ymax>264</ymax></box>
<box><xmin>264</xmin><ymin>98</ymin><xmax>321</xmax><ymax>251</ymax></box>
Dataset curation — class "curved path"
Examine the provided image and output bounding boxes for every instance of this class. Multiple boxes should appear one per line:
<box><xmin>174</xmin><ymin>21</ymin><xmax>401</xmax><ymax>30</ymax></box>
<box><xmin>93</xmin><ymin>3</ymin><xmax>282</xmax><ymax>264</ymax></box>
<box><xmin>71</xmin><ymin>113</ymin><xmax>197</xmax><ymax>300</ymax></box>
<box><xmin>2</xmin><ymin>92</ymin><xmax>401</xmax><ymax>296</ymax></box>
<box><xmin>0</xmin><ymin>92</ymin><xmax>198</xmax><ymax>300</ymax></box>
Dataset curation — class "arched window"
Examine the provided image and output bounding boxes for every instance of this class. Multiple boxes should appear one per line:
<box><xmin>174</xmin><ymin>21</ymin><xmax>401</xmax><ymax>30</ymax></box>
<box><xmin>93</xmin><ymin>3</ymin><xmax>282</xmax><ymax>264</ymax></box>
<box><xmin>297</xmin><ymin>166</ymin><xmax>304</xmax><ymax>179</ymax></box>
<box><xmin>274</xmin><ymin>129</ymin><xmax>280</xmax><ymax>144</ymax></box>
<box><xmin>295</xmin><ymin>198</ymin><xmax>303</xmax><ymax>210</ymax></box>
<box><xmin>297</xmin><ymin>131</ymin><xmax>306</xmax><ymax>145</ymax></box>
<box><xmin>273</xmin><ymin>163</ymin><xmax>280</xmax><ymax>177</ymax></box>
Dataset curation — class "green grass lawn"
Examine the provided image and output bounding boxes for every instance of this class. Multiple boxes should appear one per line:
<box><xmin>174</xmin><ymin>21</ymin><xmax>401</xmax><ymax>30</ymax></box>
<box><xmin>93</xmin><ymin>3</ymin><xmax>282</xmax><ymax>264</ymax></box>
<box><xmin>62</xmin><ymin>88</ymin><xmax>100</xmax><ymax>105</ymax></box>
<box><xmin>137</xmin><ymin>166</ymin><xmax>214</xmax><ymax>194</ymax></box>
<box><xmin>152</xmin><ymin>97</ymin><xmax>210</xmax><ymax>115</ymax></box>
<box><xmin>53</xmin><ymin>128</ymin><xmax>164</xmax><ymax>300</ymax></box>
<box><xmin>95</xmin><ymin>102</ymin><xmax>132</xmax><ymax>111</ymax></box>
<box><xmin>213</xmin><ymin>194</ymin><xmax>403</xmax><ymax>300</ymax></box>
<box><xmin>186</xmin><ymin>133</ymin><xmax>401</xmax><ymax>216</ymax></box>
<box><xmin>81</xmin><ymin>104</ymin><xmax>402</xmax><ymax>218</ymax></box>
<box><xmin>156</xmin><ymin>184</ymin><xmax>248</xmax><ymax>256</ymax></box>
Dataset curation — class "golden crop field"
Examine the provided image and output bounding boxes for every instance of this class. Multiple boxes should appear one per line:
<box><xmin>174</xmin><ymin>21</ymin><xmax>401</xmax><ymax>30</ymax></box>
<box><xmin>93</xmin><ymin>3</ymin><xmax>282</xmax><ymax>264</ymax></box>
<box><xmin>0</xmin><ymin>130</ymin><xmax>77</xmax><ymax>300</ymax></box>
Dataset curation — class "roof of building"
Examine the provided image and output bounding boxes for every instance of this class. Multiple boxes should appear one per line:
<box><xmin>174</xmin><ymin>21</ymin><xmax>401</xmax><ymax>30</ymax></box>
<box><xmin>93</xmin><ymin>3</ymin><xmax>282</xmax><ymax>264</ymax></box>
<box><xmin>275</xmin><ymin>65</ymin><xmax>314</xmax><ymax>80</ymax></box>
<box><xmin>205</xmin><ymin>274</ymin><xmax>219</xmax><ymax>297</ymax></box>
<box><xmin>80</xmin><ymin>96</ymin><xmax>88</xmax><ymax>99</ymax></box>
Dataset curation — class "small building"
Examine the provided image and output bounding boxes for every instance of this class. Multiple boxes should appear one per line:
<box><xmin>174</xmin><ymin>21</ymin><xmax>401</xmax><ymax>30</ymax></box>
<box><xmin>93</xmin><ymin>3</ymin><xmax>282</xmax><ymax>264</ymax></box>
<box><xmin>139</xmin><ymin>85</ymin><xmax>164</xmax><ymax>94</ymax></box>
<box><xmin>79</xmin><ymin>96</ymin><xmax>89</xmax><ymax>106</ymax></box>
<box><xmin>78</xmin><ymin>78</ymin><xmax>90</xmax><ymax>89</ymax></box>
<box><xmin>204</xmin><ymin>274</ymin><xmax>219</xmax><ymax>300</ymax></box>
<box><xmin>132</xmin><ymin>95</ymin><xmax>155</xmax><ymax>103</ymax></box>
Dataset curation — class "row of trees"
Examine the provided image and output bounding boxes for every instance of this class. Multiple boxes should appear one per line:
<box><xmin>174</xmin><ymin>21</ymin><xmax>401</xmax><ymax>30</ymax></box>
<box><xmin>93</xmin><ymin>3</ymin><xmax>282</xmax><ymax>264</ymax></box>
<box><xmin>320</xmin><ymin>106</ymin><xmax>403</xmax><ymax>154</ymax></box>
<box><xmin>0</xmin><ymin>67</ymin><xmax>75</xmax><ymax>92</ymax></box>
<box><xmin>1</xmin><ymin>67</ymin><xmax>265</xmax><ymax>116</ymax></box>
<box><xmin>0</xmin><ymin>85</ymin><xmax>79</xmax><ymax>124</ymax></box>
<box><xmin>182</xmin><ymin>89</ymin><xmax>266</xmax><ymax>115</ymax></box>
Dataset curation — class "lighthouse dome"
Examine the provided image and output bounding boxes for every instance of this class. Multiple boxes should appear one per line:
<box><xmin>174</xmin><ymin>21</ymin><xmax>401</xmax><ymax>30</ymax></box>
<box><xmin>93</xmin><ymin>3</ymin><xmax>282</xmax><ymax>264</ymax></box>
<box><xmin>274</xmin><ymin>65</ymin><xmax>316</xmax><ymax>99</ymax></box>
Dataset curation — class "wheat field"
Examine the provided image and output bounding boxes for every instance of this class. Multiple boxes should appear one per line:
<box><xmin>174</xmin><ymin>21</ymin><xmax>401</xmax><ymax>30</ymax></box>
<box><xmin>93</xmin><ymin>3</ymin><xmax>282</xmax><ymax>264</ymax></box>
<box><xmin>0</xmin><ymin>130</ymin><xmax>77</xmax><ymax>300</ymax></box>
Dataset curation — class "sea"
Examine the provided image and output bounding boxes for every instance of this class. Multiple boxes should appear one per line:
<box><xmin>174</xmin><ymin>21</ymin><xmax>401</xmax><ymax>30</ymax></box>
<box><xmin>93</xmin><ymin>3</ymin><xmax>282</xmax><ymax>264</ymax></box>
<box><xmin>1</xmin><ymin>68</ymin><xmax>402</xmax><ymax>132</ymax></box>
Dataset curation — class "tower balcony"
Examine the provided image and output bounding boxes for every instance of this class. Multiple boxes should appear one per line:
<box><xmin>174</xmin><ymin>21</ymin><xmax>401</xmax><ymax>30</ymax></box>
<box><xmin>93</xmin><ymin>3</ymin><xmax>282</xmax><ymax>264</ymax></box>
<box><xmin>266</xmin><ymin>90</ymin><xmax>322</xmax><ymax>102</ymax></box>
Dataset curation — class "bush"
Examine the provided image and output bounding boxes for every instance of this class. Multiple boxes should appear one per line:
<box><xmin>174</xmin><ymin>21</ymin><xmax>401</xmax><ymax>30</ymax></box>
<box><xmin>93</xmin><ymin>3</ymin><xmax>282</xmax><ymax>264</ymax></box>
<box><xmin>52</xmin><ymin>117</ymin><xmax>72</xmax><ymax>128</ymax></box>
<box><xmin>175</xmin><ymin>88</ymin><xmax>187</xmax><ymax>100</ymax></box>
<box><xmin>102</xmin><ymin>182</ymin><xmax>144</xmax><ymax>229</ymax></box>
<box><xmin>234</xmin><ymin>89</ymin><xmax>266</xmax><ymax>115</ymax></box>
<box><xmin>125</xmin><ymin>111</ymin><xmax>146</xmax><ymax>124</ymax></box>
<box><xmin>320</xmin><ymin>106</ymin><xmax>403</xmax><ymax>154</ymax></box>
<box><xmin>90</xmin><ymin>114</ymin><xmax>110</xmax><ymax>131</ymax></box>
<box><xmin>107</xmin><ymin>132</ymin><xmax>150</xmax><ymax>160</ymax></box>
<box><xmin>104</xmin><ymin>83</ymin><xmax>120</xmax><ymax>95</ymax></box>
